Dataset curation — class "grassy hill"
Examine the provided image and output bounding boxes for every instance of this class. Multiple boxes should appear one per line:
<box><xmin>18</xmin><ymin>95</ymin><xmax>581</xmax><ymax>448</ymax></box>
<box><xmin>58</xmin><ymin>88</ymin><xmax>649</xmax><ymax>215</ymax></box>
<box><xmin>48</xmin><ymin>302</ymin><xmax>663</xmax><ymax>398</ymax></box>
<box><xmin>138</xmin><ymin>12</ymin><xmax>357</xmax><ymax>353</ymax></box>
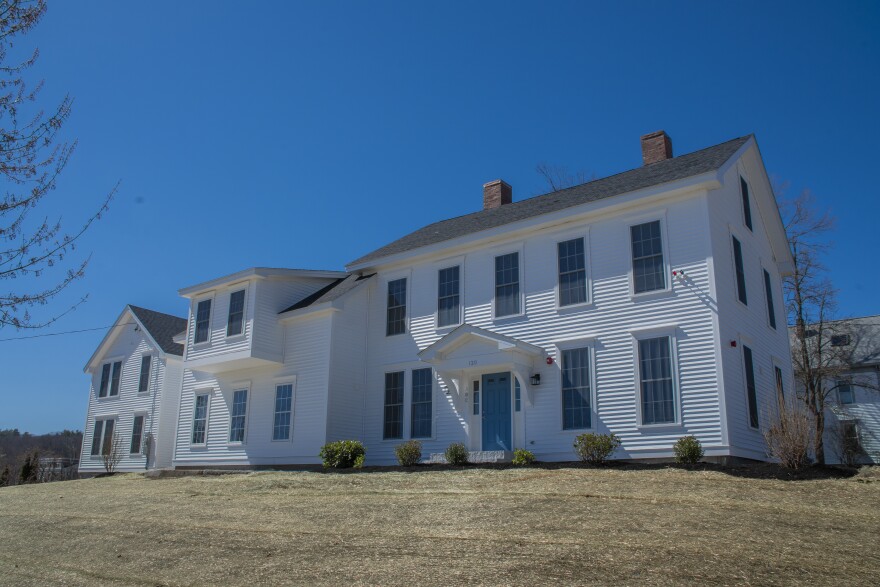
<box><xmin>0</xmin><ymin>464</ymin><xmax>878</xmax><ymax>586</ymax></box>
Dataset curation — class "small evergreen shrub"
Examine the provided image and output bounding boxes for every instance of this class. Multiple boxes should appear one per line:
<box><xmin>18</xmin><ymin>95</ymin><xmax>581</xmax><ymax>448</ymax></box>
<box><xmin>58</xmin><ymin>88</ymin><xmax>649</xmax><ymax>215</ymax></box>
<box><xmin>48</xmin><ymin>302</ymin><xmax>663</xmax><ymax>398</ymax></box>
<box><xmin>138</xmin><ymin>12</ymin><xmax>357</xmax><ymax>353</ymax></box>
<box><xmin>319</xmin><ymin>440</ymin><xmax>366</xmax><ymax>469</ymax></box>
<box><xmin>573</xmin><ymin>433</ymin><xmax>620</xmax><ymax>465</ymax></box>
<box><xmin>511</xmin><ymin>448</ymin><xmax>536</xmax><ymax>466</ymax></box>
<box><xmin>445</xmin><ymin>442</ymin><xmax>469</xmax><ymax>466</ymax></box>
<box><xmin>395</xmin><ymin>440</ymin><xmax>422</xmax><ymax>466</ymax></box>
<box><xmin>673</xmin><ymin>435</ymin><xmax>704</xmax><ymax>464</ymax></box>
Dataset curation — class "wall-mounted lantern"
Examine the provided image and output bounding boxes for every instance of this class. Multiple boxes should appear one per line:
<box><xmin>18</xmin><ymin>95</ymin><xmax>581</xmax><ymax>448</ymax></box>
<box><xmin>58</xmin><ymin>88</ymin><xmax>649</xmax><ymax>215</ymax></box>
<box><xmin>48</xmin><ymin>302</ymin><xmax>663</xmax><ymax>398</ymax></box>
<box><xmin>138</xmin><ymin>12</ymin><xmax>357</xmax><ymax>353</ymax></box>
<box><xmin>530</xmin><ymin>374</ymin><xmax>541</xmax><ymax>386</ymax></box>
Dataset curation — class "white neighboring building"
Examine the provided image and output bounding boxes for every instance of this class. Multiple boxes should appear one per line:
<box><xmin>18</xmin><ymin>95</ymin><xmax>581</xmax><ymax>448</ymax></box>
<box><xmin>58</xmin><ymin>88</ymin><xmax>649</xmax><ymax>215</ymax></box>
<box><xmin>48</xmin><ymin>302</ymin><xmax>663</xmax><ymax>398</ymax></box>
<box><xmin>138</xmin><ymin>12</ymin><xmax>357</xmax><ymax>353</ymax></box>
<box><xmin>79</xmin><ymin>305</ymin><xmax>186</xmax><ymax>474</ymax></box>
<box><xmin>82</xmin><ymin>131</ymin><xmax>798</xmax><ymax>468</ymax></box>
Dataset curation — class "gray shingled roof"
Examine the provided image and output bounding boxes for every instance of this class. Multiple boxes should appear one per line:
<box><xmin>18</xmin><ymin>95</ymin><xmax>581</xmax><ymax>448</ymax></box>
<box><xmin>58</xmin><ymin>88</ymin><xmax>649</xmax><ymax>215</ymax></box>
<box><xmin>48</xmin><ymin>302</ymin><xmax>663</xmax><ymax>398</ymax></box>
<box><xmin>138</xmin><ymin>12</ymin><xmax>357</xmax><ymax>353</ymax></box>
<box><xmin>349</xmin><ymin>135</ymin><xmax>751</xmax><ymax>267</ymax></box>
<box><xmin>789</xmin><ymin>315</ymin><xmax>880</xmax><ymax>368</ymax></box>
<box><xmin>279</xmin><ymin>274</ymin><xmax>375</xmax><ymax>314</ymax></box>
<box><xmin>129</xmin><ymin>305</ymin><xmax>187</xmax><ymax>356</ymax></box>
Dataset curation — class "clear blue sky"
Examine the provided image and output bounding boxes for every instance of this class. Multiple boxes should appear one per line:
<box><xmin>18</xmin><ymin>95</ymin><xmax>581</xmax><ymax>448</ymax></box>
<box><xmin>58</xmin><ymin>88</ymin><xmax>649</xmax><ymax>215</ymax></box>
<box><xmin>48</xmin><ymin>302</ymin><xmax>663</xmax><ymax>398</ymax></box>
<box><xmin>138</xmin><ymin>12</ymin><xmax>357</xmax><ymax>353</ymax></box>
<box><xmin>1</xmin><ymin>1</ymin><xmax>878</xmax><ymax>434</ymax></box>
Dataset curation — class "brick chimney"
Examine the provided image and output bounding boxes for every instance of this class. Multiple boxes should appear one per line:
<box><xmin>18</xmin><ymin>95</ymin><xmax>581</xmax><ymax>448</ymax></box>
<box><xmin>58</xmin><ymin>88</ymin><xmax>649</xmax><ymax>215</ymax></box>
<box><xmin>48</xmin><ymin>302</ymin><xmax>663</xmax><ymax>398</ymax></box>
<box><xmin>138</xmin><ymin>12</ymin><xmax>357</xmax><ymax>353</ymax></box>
<box><xmin>483</xmin><ymin>179</ymin><xmax>512</xmax><ymax>210</ymax></box>
<box><xmin>641</xmin><ymin>130</ymin><xmax>673</xmax><ymax>165</ymax></box>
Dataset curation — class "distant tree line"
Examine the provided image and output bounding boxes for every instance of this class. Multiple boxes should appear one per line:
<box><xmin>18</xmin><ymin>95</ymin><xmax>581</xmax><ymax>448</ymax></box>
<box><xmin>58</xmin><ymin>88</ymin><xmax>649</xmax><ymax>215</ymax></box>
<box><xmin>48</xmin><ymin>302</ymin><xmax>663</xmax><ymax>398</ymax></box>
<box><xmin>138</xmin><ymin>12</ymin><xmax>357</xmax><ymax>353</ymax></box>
<box><xmin>0</xmin><ymin>428</ymin><xmax>81</xmax><ymax>486</ymax></box>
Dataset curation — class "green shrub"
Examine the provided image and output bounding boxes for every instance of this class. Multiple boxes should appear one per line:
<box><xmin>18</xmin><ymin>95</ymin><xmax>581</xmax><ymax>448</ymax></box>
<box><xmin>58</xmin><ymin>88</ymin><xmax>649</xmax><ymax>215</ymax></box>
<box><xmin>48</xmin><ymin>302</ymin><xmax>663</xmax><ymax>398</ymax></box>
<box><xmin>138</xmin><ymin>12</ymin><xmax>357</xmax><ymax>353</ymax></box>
<box><xmin>512</xmin><ymin>448</ymin><xmax>536</xmax><ymax>466</ymax></box>
<box><xmin>673</xmin><ymin>435</ymin><xmax>704</xmax><ymax>465</ymax></box>
<box><xmin>445</xmin><ymin>442</ymin><xmax>469</xmax><ymax>466</ymax></box>
<box><xmin>573</xmin><ymin>433</ymin><xmax>620</xmax><ymax>465</ymax></box>
<box><xmin>319</xmin><ymin>440</ymin><xmax>366</xmax><ymax>469</ymax></box>
<box><xmin>395</xmin><ymin>440</ymin><xmax>422</xmax><ymax>466</ymax></box>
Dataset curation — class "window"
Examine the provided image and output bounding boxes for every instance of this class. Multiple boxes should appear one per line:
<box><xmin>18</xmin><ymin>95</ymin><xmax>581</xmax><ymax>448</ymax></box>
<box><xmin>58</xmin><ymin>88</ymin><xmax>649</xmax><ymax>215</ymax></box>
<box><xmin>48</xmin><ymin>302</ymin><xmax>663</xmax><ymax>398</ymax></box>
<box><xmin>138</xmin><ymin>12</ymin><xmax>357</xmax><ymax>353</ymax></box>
<box><xmin>90</xmin><ymin>418</ymin><xmax>115</xmax><ymax>456</ymax></box>
<box><xmin>831</xmin><ymin>334</ymin><xmax>851</xmax><ymax>347</ymax></box>
<box><xmin>226</xmin><ymin>290</ymin><xmax>245</xmax><ymax>337</ymax></box>
<box><xmin>763</xmin><ymin>270</ymin><xmax>776</xmax><ymax>329</ymax></box>
<box><xmin>98</xmin><ymin>363</ymin><xmax>111</xmax><ymax>398</ymax></box>
<box><xmin>558</xmin><ymin>237</ymin><xmax>587</xmax><ymax>306</ymax></box>
<box><xmin>740</xmin><ymin>177</ymin><xmax>753</xmax><ymax>231</ymax></box>
<box><xmin>631</xmin><ymin>221</ymin><xmax>666</xmax><ymax>294</ymax></box>
<box><xmin>194</xmin><ymin>299</ymin><xmax>212</xmax><ymax>343</ymax></box>
<box><xmin>732</xmin><ymin>236</ymin><xmax>748</xmax><ymax>304</ymax></box>
<box><xmin>495</xmin><ymin>252</ymin><xmax>521</xmax><ymax>317</ymax></box>
<box><xmin>473</xmin><ymin>391</ymin><xmax>480</xmax><ymax>415</ymax></box>
<box><xmin>562</xmin><ymin>347</ymin><xmax>591</xmax><ymax>430</ymax></box>
<box><xmin>841</xmin><ymin>421</ymin><xmax>861</xmax><ymax>453</ymax></box>
<box><xmin>743</xmin><ymin>345</ymin><xmax>759</xmax><ymax>429</ymax></box>
<box><xmin>638</xmin><ymin>336</ymin><xmax>676</xmax><ymax>425</ymax></box>
<box><xmin>383</xmin><ymin>371</ymin><xmax>404</xmax><ymax>439</ymax></box>
<box><xmin>838</xmin><ymin>380</ymin><xmax>855</xmax><ymax>405</ymax></box>
<box><xmin>229</xmin><ymin>389</ymin><xmax>248</xmax><ymax>442</ymax></box>
<box><xmin>514</xmin><ymin>379</ymin><xmax>521</xmax><ymax>412</ymax></box>
<box><xmin>130</xmin><ymin>415</ymin><xmax>145</xmax><ymax>454</ymax></box>
<box><xmin>411</xmin><ymin>368</ymin><xmax>432</xmax><ymax>438</ymax></box>
<box><xmin>386</xmin><ymin>279</ymin><xmax>407</xmax><ymax>336</ymax></box>
<box><xmin>437</xmin><ymin>266</ymin><xmax>460</xmax><ymax>328</ymax></box>
<box><xmin>138</xmin><ymin>356</ymin><xmax>152</xmax><ymax>393</ymax></box>
<box><xmin>273</xmin><ymin>384</ymin><xmax>293</xmax><ymax>441</ymax></box>
<box><xmin>108</xmin><ymin>361</ymin><xmax>122</xmax><ymax>397</ymax></box>
<box><xmin>192</xmin><ymin>394</ymin><xmax>209</xmax><ymax>445</ymax></box>
<box><xmin>774</xmin><ymin>365</ymin><xmax>785</xmax><ymax>405</ymax></box>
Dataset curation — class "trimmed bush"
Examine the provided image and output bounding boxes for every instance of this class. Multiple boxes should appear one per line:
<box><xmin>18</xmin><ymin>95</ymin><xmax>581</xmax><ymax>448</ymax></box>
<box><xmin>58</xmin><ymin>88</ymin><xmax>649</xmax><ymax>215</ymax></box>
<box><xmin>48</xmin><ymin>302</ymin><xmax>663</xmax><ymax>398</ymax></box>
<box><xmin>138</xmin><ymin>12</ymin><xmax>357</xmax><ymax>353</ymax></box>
<box><xmin>395</xmin><ymin>440</ymin><xmax>422</xmax><ymax>466</ymax></box>
<box><xmin>673</xmin><ymin>435</ymin><xmax>704</xmax><ymax>464</ymax></box>
<box><xmin>511</xmin><ymin>448</ymin><xmax>536</xmax><ymax>466</ymax></box>
<box><xmin>445</xmin><ymin>442</ymin><xmax>469</xmax><ymax>466</ymax></box>
<box><xmin>319</xmin><ymin>440</ymin><xmax>366</xmax><ymax>469</ymax></box>
<box><xmin>573</xmin><ymin>433</ymin><xmax>620</xmax><ymax>465</ymax></box>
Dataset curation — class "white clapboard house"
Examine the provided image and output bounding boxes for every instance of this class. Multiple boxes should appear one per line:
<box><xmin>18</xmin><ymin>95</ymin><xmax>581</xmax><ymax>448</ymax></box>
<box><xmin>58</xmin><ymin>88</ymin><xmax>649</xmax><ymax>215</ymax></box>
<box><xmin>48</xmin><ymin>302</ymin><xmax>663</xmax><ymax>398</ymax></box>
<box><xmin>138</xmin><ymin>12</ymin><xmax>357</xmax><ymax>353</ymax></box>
<box><xmin>81</xmin><ymin>131</ymin><xmax>796</xmax><ymax>469</ymax></box>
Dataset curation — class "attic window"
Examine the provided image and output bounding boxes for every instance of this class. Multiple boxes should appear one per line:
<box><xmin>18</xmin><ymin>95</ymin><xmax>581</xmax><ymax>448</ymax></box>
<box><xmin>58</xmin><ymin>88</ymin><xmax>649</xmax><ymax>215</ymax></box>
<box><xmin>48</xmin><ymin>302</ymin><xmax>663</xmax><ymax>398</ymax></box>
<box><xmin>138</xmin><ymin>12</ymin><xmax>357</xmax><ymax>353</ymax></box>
<box><xmin>831</xmin><ymin>334</ymin><xmax>851</xmax><ymax>347</ymax></box>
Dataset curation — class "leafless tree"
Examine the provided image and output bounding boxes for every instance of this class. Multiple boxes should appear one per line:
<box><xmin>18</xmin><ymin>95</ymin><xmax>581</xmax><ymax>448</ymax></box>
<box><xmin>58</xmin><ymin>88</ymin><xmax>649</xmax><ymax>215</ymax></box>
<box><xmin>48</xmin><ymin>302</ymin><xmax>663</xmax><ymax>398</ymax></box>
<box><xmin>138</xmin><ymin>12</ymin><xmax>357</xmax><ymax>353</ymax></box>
<box><xmin>535</xmin><ymin>162</ymin><xmax>592</xmax><ymax>192</ymax></box>
<box><xmin>101</xmin><ymin>427</ymin><xmax>123</xmax><ymax>474</ymax></box>
<box><xmin>0</xmin><ymin>0</ymin><xmax>115</xmax><ymax>330</ymax></box>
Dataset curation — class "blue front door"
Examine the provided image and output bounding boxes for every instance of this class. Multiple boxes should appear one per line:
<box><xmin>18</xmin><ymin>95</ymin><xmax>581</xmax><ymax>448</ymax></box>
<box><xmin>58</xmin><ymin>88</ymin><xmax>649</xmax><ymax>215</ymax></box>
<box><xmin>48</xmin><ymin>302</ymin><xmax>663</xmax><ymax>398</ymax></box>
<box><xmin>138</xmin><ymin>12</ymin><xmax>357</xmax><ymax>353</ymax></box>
<box><xmin>481</xmin><ymin>372</ymin><xmax>512</xmax><ymax>451</ymax></box>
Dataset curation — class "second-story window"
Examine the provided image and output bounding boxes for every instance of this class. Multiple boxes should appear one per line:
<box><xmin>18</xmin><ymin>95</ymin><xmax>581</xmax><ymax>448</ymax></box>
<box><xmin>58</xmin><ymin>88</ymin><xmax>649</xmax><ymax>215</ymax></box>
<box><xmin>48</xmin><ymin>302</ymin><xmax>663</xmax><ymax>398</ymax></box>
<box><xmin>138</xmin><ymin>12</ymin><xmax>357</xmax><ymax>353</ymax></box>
<box><xmin>741</xmin><ymin>177</ymin><xmax>753</xmax><ymax>231</ymax></box>
<box><xmin>98</xmin><ymin>363</ymin><xmax>111</xmax><ymax>398</ymax></box>
<box><xmin>495</xmin><ymin>252</ymin><xmax>521</xmax><ymax>317</ymax></box>
<box><xmin>138</xmin><ymin>356</ymin><xmax>152</xmax><ymax>393</ymax></box>
<box><xmin>837</xmin><ymin>380</ymin><xmax>854</xmax><ymax>405</ymax></box>
<box><xmin>386</xmin><ymin>278</ymin><xmax>407</xmax><ymax>336</ymax></box>
<box><xmin>226</xmin><ymin>290</ymin><xmax>245</xmax><ymax>337</ymax></box>
<box><xmin>437</xmin><ymin>266</ymin><xmax>460</xmax><ymax>328</ymax></box>
<box><xmin>558</xmin><ymin>237</ymin><xmax>587</xmax><ymax>306</ymax></box>
<box><xmin>195</xmin><ymin>299</ymin><xmax>212</xmax><ymax>344</ymax></box>
<box><xmin>631</xmin><ymin>221</ymin><xmax>666</xmax><ymax>294</ymax></box>
<box><xmin>732</xmin><ymin>236</ymin><xmax>748</xmax><ymax>305</ymax></box>
<box><xmin>763</xmin><ymin>270</ymin><xmax>777</xmax><ymax>329</ymax></box>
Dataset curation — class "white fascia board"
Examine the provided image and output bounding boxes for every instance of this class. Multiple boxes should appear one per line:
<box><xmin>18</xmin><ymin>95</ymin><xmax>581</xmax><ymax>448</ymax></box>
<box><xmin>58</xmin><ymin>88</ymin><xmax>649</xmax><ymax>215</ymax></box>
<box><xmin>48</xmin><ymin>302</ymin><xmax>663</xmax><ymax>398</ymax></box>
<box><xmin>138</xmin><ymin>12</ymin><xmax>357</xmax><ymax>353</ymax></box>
<box><xmin>178</xmin><ymin>267</ymin><xmax>347</xmax><ymax>298</ymax></box>
<box><xmin>277</xmin><ymin>302</ymin><xmax>340</xmax><ymax>322</ymax></box>
<box><xmin>347</xmin><ymin>172</ymin><xmax>720</xmax><ymax>272</ymax></box>
<box><xmin>82</xmin><ymin>306</ymin><xmax>170</xmax><ymax>372</ymax></box>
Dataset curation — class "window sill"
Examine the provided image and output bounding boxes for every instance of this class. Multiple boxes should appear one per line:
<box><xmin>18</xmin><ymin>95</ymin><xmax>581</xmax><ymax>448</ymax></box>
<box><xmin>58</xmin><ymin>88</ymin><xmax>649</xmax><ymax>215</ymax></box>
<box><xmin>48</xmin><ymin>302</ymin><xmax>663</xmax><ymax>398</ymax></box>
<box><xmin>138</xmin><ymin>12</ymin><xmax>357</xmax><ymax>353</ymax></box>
<box><xmin>435</xmin><ymin>323</ymin><xmax>460</xmax><ymax>334</ymax></box>
<box><xmin>556</xmin><ymin>301</ymin><xmax>594</xmax><ymax>314</ymax></box>
<box><xmin>493</xmin><ymin>313</ymin><xmax>527</xmax><ymax>325</ymax></box>
<box><xmin>192</xmin><ymin>341</ymin><xmax>211</xmax><ymax>349</ymax></box>
<box><xmin>224</xmin><ymin>333</ymin><xmax>246</xmax><ymax>342</ymax></box>
<box><xmin>636</xmin><ymin>422</ymin><xmax>683</xmax><ymax>431</ymax></box>
<box><xmin>630</xmin><ymin>288</ymin><xmax>674</xmax><ymax>303</ymax></box>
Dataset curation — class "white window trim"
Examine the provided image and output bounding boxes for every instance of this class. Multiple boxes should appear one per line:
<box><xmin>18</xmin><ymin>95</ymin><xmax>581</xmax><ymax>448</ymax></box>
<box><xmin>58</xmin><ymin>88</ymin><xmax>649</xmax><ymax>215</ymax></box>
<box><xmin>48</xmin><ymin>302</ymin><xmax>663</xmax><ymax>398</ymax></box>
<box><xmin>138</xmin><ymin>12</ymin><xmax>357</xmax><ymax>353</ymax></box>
<box><xmin>409</xmin><ymin>367</ymin><xmax>436</xmax><ymax>441</ymax></box>
<box><xmin>739</xmin><ymin>340</ymin><xmax>761</xmax><ymax>431</ymax></box>
<box><xmin>433</xmin><ymin>256</ymin><xmax>465</xmax><ymax>331</ymax></box>
<box><xmin>90</xmin><ymin>416</ymin><xmax>118</xmax><ymax>459</ymax></box>
<box><xmin>383</xmin><ymin>269</ymin><xmax>412</xmax><ymax>337</ymax></box>
<box><xmin>192</xmin><ymin>293</ymin><xmax>216</xmax><ymax>347</ymax></box>
<box><xmin>627</xmin><ymin>211</ymin><xmax>673</xmax><ymax>301</ymax></box>
<box><xmin>760</xmin><ymin>261</ymin><xmax>777</xmax><ymax>330</ymax></box>
<box><xmin>740</xmin><ymin>175</ymin><xmax>754</xmax><ymax>232</ymax></box>
<box><xmin>227</xmin><ymin>381</ymin><xmax>252</xmax><ymax>446</ymax></box>
<box><xmin>492</xmin><ymin>243</ymin><xmax>526</xmax><ymax>322</ymax></box>
<box><xmin>728</xmin><ymin>226</ymin><xmax>749</xmax><ymax>308</ymax></box>
<box><xmin>137</xmin><ymin>354</ymin><xmax>153</xmax><ymax>395</ymax></box>
<box><xmin>96</xmin><ymin>355</ymin><xmax>125</xmax><ymax>400</ymax></box>
<box><xmin>631</xmin><ymin>326</ymin><xmax>682</xmax><ymax>429</ymax></box>
<box><xmin>130</xmin><ymin>412</ymin><xmax>148</xmax><ymax>455</ymax></box>
<box><xmin>191</xmin><ymin>390</ymin><xmax>212</xmax><ymax>447</ymax></box>
<box><xmin>554</xmin><ymin>227</ymin><xmax>593</xmax><ymax>311</ymax></box>
<box><xmin>381</xmin><ymin>368</ymin><xmax>407</xmax><ymax>442</ymax></box>
<box><xmin>554</xmin><ymin>338</ymin><xmax>598</xmax><ymax>433</ymax></box>
<box><xmin>224</xmin><ymin>283</ymin><xmax>249</xmax><ymax>340</ymax></box>
<box><xmin>271</xmin><ymin>377</ymin><xmax>297</xmax><ymax>443</ymax></box>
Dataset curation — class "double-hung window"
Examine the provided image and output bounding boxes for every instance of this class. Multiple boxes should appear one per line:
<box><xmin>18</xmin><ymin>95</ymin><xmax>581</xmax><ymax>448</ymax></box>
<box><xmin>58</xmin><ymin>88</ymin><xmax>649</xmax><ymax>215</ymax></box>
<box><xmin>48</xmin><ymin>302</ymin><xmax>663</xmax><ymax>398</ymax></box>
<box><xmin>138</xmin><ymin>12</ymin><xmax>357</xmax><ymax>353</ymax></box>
<box><xmin>98</xmin><ymin>363</ymin><xmax>112</xmax><ymax>398</ymax></box>
<box><xmin>130</xmin><ymin>415</ymin><xmax>145</xmax><ymax>454</ymax></box>
<box><xmin>743</xmin><ymin>345</ymin><xmax>759</xmax><ymax>429</ymax></box>
<box><xmin>411</xmin><ymin>368</ymin><xmax>433</xmax><ymax>438</ymax></box>
<box><xmin>109</xmin><ymin>361</ymin><xmax>122</xmax><ymax>397</ymax></box>
<box><xmin>558</xmin><ymin>238</ymin><xmax>587</xmax><ymax>306</ymax></box>
<box><xmin>638</xmin><ymin>336</ymin><xmax>676</xmax><ymax>425</ymax></box>
<box><xmin>192</xmin><ymin>394</ymin><xmax>209</xmax><ymax>445</ymax></box>
<box><xmin>229</xmin><ymin>389</ymin><xmax>248</xmax><ymax>443</ymax></box>
<box><xmin>227</xmin><ymin>290</ymin><xmax>246</xmax><ymax>337</ymax></box>
<box><xmin>273</xmin><ymin>384</ymin><xmax>293</xmax><ymax>441</ymax></box>
<box><xmin>194</xmin><ymin>299</ymin><xmax>212</xmax><ymax>343</ymax></box>
<box><xmin>631</xmin><ymin>221</ymin><xmax>666</xmax><ymax>294</ymax></box>
<box><xmin>386</xmin><ymin>279</ymin><xmax>407</xmax><ymax>336</ymax></box>
<box><xmin>763</xmin><ymin>270</ymin><xmax>777</xmax><ymax>329</ymax></box>
<box><xmin>138</xmin><ymin>356</ymin><xmax>152</xmax><ymax>393</ymax></box>
<box><xmin>732</xmin><ymin>236</ymin><xmax>748</xmax><ymax>304</ymax></box>
<box><xmin>741</xmin><ymin>177</ymin><xmax>753</xmax><ymax>231</ymax></box>
<box><xmin>562</xmin><ymin>347</ymin><xmax>591</xmax><ymax>430</ymax></box>
<box><xmin>774</xmin><ymin>365</ymin><xmax>785</xmax><ymax>406</ymax></box>
<box><xmin>495</xmin><ymin>252</ymin><xmax>521</xmax><ymax>317</ymax></box>
<box><xmin>90</xmin><ymin>418</ymin><xmax>116</xmax><ymax>456</ymax></box>
<box><xmin>437</xmin><ymin>266</ymin><xmax>461</xmax><ymax>328</ymax></box>
<box><xmin>383</xmin><ymin>371</ymin><xmax>404</xmax><ymax>439</ymax></box>
<box><xmin>838</xmin><ymin>380</ymin><xmax>855</xmax><ymax>405</ymax></box>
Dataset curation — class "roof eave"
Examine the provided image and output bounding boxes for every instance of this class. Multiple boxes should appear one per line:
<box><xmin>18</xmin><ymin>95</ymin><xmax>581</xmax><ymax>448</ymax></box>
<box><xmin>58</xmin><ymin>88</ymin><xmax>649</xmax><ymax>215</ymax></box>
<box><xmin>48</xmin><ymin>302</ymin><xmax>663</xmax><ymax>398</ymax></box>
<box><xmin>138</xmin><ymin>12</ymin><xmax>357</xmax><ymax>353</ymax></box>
<box><xmin>178</xmin><ymin>267</ymin><xmax>347</xmax><ymax>298</ymax></box>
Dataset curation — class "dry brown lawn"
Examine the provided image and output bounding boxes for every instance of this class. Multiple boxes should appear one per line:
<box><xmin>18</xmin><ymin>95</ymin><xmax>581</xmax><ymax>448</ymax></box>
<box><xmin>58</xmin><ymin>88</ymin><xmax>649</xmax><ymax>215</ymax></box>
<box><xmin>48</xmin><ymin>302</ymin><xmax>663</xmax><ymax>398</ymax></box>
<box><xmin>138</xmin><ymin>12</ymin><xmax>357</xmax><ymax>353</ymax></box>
<box><xmin>0</xmin><ymin>464</ymin><xmax>878</xmax><ymax>586</ymax></box>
